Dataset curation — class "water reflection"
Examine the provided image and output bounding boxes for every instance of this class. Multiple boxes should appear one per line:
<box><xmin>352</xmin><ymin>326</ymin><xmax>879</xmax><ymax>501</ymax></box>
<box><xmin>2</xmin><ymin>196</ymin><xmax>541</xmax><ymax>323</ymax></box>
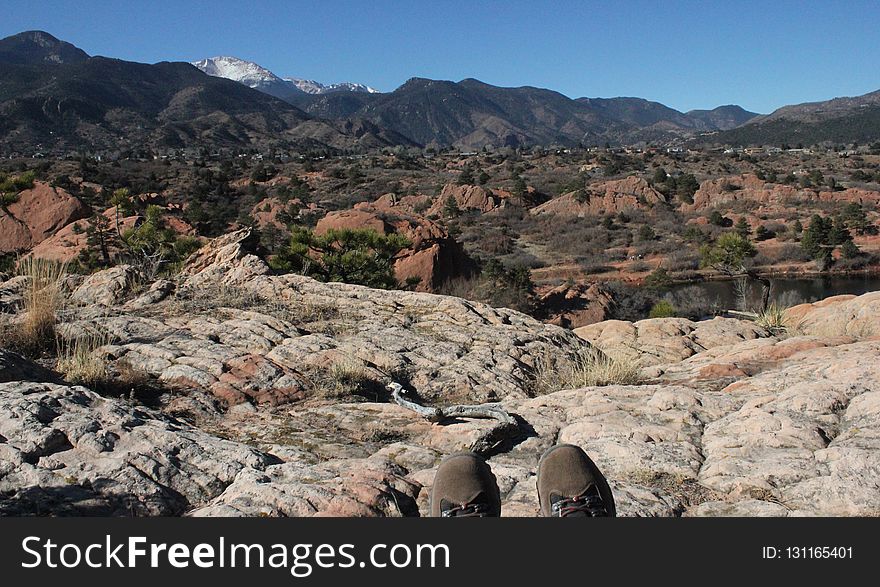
<box><xmin>667</xmin><ymin>275</ymin><xmax>880</xmax><ymax>313</ymax></box>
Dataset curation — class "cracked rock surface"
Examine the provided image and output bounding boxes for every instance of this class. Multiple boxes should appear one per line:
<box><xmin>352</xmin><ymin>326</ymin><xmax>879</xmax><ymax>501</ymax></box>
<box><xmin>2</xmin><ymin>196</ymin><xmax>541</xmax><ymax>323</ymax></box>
<box><xmin>2</xmin><ymin>229</ymin><xmax>879</xmax><ymax>517</ymax></box>
<box><xmin>0</xmin><ymin>380</ymin><xmax>274</xmax><ymax>515</ymax></box>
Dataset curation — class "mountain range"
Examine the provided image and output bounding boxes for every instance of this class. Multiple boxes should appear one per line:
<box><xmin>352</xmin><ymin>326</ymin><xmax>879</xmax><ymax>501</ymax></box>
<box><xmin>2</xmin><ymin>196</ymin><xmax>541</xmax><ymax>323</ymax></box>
<box><xmin>1</xmin><ymin>30</ymin><xmax>878</xmax><ymax>153</ymax></box>
<box><xmin>702</xmin><ymin>89</ymin><xmax>880</xmax><ymax>147</ymax></box>
<box><xmin>192</xmin><ymin>56</ymin><xmax>378</xmax><ymax>100</ymax></box>
<box><xmin>0</xmin><ymin>31</ymin><xmax>406</xmax><ymax>154</ymax></box>
<box><xmin>192</xmin><ymin>55</ymin><xmax>759</xmax><ymax>148</ymax></box>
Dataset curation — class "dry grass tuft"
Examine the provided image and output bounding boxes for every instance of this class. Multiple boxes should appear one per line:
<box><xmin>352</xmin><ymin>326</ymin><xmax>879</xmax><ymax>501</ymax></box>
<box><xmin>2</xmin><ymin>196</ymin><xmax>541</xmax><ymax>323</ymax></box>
<box><xmin>55</xmin><ymin>330</ymin><xmax>158</xmax><ymax>402</ymax></box>
<box><xmin>531</xmin><ymin>346</ymin><xmax>643</xmax><ymax>395</ymax></box>
<box><xmin>5</xmin><ymin>257</ymin><xmax>68</xmax><ymax>355</ymax></box>
<box><xmin>311</xmin><ymin>358</ymin><xmax>383</xmax><ymax>400</ymax></box>
<box><xmin>165</xmin><ymin>282</ymin><xmax>345</xmax><ymax>333</ymax></box>
<box><xmin>55</xmin><ymin>330</ymin><xmax>112</xmax><ymax>387</ymax></box>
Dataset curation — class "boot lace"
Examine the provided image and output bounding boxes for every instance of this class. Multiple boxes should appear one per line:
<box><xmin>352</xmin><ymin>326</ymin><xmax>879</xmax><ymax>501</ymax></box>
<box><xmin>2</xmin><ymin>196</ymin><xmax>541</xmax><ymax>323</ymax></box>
<box><xmin>551</xmin><ymin>492</ymin><xmax>608</xmax><ymax>517</ymax></box>
<box><xmin>441</xmin><ymin>502</ymin><xmax>493</xmax><ymax>517</ymax></box>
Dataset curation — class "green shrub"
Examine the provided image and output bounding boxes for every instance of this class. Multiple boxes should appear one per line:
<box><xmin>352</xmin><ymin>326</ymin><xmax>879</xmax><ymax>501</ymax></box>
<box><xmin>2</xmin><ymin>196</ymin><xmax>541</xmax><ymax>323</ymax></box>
<box><xmin>637</xmin><ymin>225</ymin><xmax>656</xmax><ymax>242</ymax></box>
<box><xmin>644</xmin><ymin>267</ymin><xmax>672</xmax><ymax>289</ymax></box>
<box><xmin>120</xmin><ymin>206</ymin><xmax>202</xmax><ymax>276</ymax></box>
<box><xmin>700</xmin><ymin>232</ymin><xmax>757</xmax><ymax>274</ymax></box>
<box><xmin>0</xmin><ymin>170</ymin><xmax>35</xmax><ymax>207</ymax></box>
<box><xmin>754</xmin><ymin>225</ymin><xmax>774</xmax><ymax>241</ymax></box>
<box><xmin>271</xmin><ymin>227</ymin><xmax>410</xmax><ymax>289</ymax></box>
<box><xmin>649</xmin><ymin>300</ymin><xmax>677</xmax><ymax>318</ymax></box>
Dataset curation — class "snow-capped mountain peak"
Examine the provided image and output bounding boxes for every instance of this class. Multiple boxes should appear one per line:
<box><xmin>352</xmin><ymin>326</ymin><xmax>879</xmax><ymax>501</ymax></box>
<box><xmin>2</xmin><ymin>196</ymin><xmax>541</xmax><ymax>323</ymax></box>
<box><xmin>191</xmin><ymin>56</ymin><xmax>282</xmax><ymax>89</ymax></box>
<box><xmin>283</xmin><ymin>78</ymin><xmax>325</xmax><ymax>94</ymax></box>
<box><xmin>192</xmin><ymin>56</ymin><xmax>380</xmax><ymax>97</ymax></box>
<box><xmin>285</xmin><ymin>77</ymin><xmax>380</xmax><ymax>95</ymax></box>
<box><xmin>327</xmin><ymin>82</ymin><xmax>380</xmax><ymax>94</ymax></box>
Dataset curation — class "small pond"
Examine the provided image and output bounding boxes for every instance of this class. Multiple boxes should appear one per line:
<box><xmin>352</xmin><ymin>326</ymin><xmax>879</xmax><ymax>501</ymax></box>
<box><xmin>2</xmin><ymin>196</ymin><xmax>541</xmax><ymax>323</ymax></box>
<box><xmin>666</xmin><ymin>275</ymin><xmax>880</xmax><ymax>312</ymax></box>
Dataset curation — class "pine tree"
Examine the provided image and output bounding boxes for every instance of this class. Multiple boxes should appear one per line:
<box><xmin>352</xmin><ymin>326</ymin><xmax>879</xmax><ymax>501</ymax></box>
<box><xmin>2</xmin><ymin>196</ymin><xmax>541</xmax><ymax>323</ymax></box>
<box><xmin>801</xmin><ymin>215</ymin><xmax>830</xmax><ymax>258</ymax></box>
<box><xmin>457</xmin><ymin>166</ymin><xmax>475</xmax><ymax>185</ymax></box>
<box><xmin>652</xmin><ymin>167</ymin><xmax>668</xmax><ymax>185</ymax></box>
<box><xmin>512</xmin><ymin>176</ymin><xmax>528</xmax><ymax>199</ymax></box>
<box><xmin>86</xmin><ymin>214</ymin><xmax>117</xmax><ymax>267</ymax></box>
<box><xmin>709</xmin><ymin>210</ymin><xmax>727</xmax><ymax>226</ymax></box>
<box><xmin>109</xmin><ymin>188</ymin><xmax>132</xmax><ymax>238</ymax></box>
<box><xmin>699</xmin><ymin>232</ymin><xmax>757</xmax><ymax>275</ymax></box>
<box><xmin>841</xmin><ymin>239</ymin><xmax>860</xmax><ymax>259</ymax></box>
<box><xmin>829</xmin><ymin>216</ymin><xmax>852</xmax><ymax>246</ymax></box>
<box><xmin>443</xmin><ymin>195</ymin><xmax>461</xmax><ymax>218</ymax></box>
<box><xmin>841</xmin><ymin>203</ymin><xmax>869</xmax><ymax>234</ymax></box>
<box><xmin>675</xmin><ymin>173</ymin><xmax>699</xmax><ymax>204</ymax></box>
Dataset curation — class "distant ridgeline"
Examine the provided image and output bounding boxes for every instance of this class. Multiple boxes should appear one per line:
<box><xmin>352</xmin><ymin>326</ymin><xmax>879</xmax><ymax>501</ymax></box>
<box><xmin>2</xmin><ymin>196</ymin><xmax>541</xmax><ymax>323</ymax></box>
<box><xmin>2</xmin><ymin>30</ymin><xmax>880</xmax><ymax>154</ymax></box>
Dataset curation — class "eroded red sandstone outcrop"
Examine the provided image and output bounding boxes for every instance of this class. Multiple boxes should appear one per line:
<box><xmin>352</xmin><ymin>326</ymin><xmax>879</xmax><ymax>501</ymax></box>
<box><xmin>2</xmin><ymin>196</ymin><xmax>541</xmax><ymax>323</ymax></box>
<box><xmin>817</xmin><ymin>187</ymin><xmax>880</xmax><ymax>207</ymax></box>
<box><xmin>0</xmin><ymin>182</ymin><xmax>90</xmax><ymax>253</ymax></box>
<box><xmin>531</xmin><ymin>176</ymin><xmax>666</xmax><ymax>217</ymax></box>
<box><xmin>371</xmin><ymin>192</ymin><xmax>433</xmax><ymax>214</ymax></box>
<box><xmin>250</xmin><ymin>197</ymin><xmax>321</xmax><ymax>231</ymax></box>
<box><xmin>684</xmin><ymin>173</ymin><xmax>880</xmax><ymax>212</ymax></box>
<box><xmin>315</xmin><ymin>207</ymin><xmax>474</xmax><ymax>292</ymax></box>
<box><xmin>685</xmin><ymin>173</ymin><xmax>806</xmax><ymax>211</ymax></box>
<box><xmin>29</xmin><ymin>207</ymin><xmax>195</xmax><ymax>263</ymax></box>
<box><xmin>538</xmin><ymin>282</ymin><xmax>614</xmax><ymax>328</ymax></box>
<box><xmin>428</xmin><ymin>183</ymin><xmax>505</xmax><ymax>216</ymax></box>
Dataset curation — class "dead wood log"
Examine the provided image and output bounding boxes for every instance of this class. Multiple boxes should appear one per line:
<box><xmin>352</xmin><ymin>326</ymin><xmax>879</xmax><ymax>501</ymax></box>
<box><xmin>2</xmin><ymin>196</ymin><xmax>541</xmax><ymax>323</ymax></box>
<box><xmin>726</xmin><ymin>309</ymin><xmax>759</xmax><ymax>319</ymax></box>
<box><xmin>387</xmin><ymin>382</ymin><xmax>519</xmax><ymax>454</ymax></box>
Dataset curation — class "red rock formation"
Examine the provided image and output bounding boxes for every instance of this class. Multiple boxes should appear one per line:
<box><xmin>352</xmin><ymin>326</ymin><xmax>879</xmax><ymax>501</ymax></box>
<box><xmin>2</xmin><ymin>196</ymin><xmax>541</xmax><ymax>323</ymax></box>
<box><xmin>817</xmin><ymin>187</ymin><xmax>880</xmax><ymax>207</ymax></box>
<box><xmin>531</xmin><ymin>176</ymin><xmax>666</xmax><ymax>217</ymax></box>
<box><xmin>684</xmin><ymin>173</ymin><xmax>880</xmax><ymax>213</ymax></box>
<box><xmin>428</xmin><ymin>183</ymin><xmax>505</xmax><ymax>216</ymax></box>
<box><xmin>0</xmin><ymin>182</ymin><xmax>90</xmax><ymax>253</ymax></box>
<box><xmin>684</xmin><ymin>173</ymin><xmax>809</xmax><ymax>211</ymax></box>
<box><xmin>369</xmin><ymin>192</ymin><xmax>433</xmax><ymax>214</ymax></box>
<box><xmin>250</xmin><ymin>197</ymin><xmax>321</xmax><ymax>231</ymax></box>
<box><xmin>537</xmin><ymin>282</ymin><xmax>614</xmax><ymax>328</ymax></box>
<box><xmin>250</xmin><ymin>198</ymin><xmax>285</xmax><ymax>231</ymax></box>
<box><xmin>315</xmin><ymin>209</ymin><xmax>390</xmax><ymax>235</ymax></box>
<box><xmin>315</xmin><ymin>207</ymin><xmax>474</xmax><ymax>292</ymax></box>
<box><xmin>29</xmin><ymin>207</ymin><xmax>194</xmax><ymax>263</ymax></box>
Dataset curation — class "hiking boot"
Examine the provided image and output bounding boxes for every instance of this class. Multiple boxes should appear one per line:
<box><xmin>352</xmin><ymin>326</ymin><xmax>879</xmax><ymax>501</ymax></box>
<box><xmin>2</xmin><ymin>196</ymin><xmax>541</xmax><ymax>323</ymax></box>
<box><xmin>537</xmin><ymin>444</ymin><xmax>615</xmax><ymax>517</ymax></box>
<box><xmin>430</xmin><ymin>452</ymin><xmax>501</xmax><ymax>517</ymax></box>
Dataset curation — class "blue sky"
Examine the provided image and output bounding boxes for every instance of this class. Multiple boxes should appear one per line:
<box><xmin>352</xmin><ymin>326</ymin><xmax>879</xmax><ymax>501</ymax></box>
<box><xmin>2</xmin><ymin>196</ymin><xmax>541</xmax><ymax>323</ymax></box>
<box><xmin>2</xmin><ymin>0</ymin><xmax>879</xmax><ymax>114</ymax></box>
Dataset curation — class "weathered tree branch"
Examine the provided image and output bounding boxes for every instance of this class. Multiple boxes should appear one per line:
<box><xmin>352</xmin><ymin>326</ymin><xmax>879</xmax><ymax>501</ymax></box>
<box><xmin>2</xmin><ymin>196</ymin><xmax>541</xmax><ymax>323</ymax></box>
<box><xmin>726</xmin><ymin>309</ymin><xmax>759</xmax><ymax>319</ymax></box>
<box><xmin>388</xmin><ymin>382</ymin><xmax>515</xmax><ymax>424</ymax></box>
<box><xmin>387</xmin><ymin>382</ymin><xmax>519</xmax><ymax>454</ymax></box>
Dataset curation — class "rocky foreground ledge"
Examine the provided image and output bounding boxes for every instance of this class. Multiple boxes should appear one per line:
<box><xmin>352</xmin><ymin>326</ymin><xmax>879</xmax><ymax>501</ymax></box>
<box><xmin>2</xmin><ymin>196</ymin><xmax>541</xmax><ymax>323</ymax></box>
<box><xmin>1</xmin><ymin>230</ymin><xmax>879</xmax><ymax>516</ymax></box>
